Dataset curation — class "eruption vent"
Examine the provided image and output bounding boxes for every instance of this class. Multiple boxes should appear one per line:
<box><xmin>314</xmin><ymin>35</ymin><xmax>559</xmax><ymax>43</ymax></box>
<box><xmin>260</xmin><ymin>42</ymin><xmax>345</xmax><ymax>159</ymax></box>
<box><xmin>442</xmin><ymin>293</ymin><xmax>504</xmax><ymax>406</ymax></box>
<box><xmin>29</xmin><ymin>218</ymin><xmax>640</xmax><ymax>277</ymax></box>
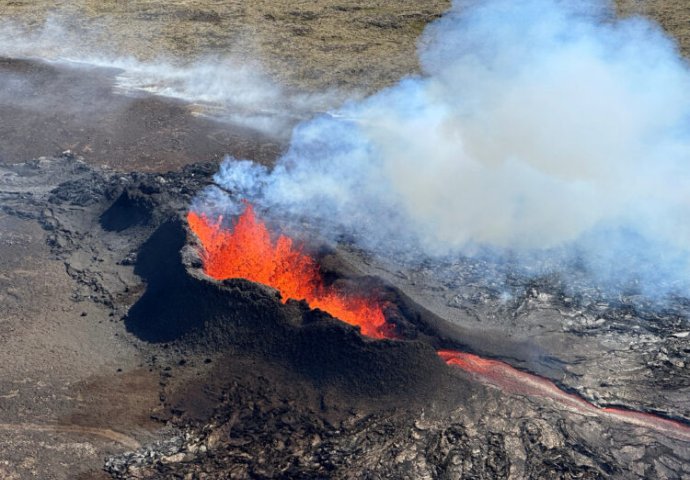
<box><xmin>187</xmin><ymin>204</ymin><xmax>690</xmax><ymax>441</ymax></box>
<box><xmin>187</xmin><ymin>204</ymin><xmax>392</xmax><ymax>339</ymax></box>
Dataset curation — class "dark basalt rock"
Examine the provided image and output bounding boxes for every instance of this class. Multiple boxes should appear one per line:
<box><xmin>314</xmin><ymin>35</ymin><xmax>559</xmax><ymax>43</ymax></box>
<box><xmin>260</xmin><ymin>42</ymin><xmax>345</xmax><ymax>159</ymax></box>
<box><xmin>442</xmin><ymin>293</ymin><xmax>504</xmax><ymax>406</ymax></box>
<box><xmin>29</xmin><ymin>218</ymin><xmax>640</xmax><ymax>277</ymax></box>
<box><xmin>100</xmin><ymin>188</ymin><xmax>156</xmax><ymax>231</ymax></box>
<box><xmin>4</xmin><ymin>156</ymin><xmax>690</xmax><ymax>479</ymax></box>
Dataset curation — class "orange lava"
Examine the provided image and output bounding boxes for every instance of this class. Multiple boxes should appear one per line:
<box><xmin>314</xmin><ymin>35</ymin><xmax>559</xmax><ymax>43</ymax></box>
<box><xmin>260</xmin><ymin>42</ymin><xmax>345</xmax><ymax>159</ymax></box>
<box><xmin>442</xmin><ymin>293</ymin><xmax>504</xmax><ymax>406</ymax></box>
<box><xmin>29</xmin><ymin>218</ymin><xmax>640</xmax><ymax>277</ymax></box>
<box><xmin>187</xmin><ymin>203</ymin><xmax>392</xmax><ymax>339</ymax></box>
<box><xmin>187</xmin><ymin>203</ymin><xmax>690</xmax><ymax>441</ymax></box>
<box><xmin>439</xmin><ymin>349</ymin><xmax>690</xmax><ymax>441</ymax></box>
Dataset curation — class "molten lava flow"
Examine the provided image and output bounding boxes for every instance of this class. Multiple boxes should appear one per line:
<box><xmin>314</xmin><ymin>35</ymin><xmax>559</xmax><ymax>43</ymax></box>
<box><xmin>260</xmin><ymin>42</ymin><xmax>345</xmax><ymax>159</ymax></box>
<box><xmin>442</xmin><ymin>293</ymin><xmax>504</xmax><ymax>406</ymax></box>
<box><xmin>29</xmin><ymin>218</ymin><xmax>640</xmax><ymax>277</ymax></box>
<box><xmin>438</xmin><ymin>349</ymin><xmax>690</xmax><ymax>441</ymax></box>
<box><xmin>188</xmin><ymin>204</ymin><xmax>690</xmax><ymax>441</ymax></box>
<box><xmin>187</xmin><ymin>204</ymin><xmax>391</xmax><ymax>339</ymax></box>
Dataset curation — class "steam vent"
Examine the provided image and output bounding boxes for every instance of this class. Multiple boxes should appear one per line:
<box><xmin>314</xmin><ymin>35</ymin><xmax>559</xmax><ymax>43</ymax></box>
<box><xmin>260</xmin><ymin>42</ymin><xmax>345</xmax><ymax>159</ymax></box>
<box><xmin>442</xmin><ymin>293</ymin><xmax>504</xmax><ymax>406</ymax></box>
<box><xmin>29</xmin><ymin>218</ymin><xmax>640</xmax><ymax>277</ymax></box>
<box><xmin>3</xmin><ymin>1</ymin><xmax>690</xmax><ymax>479</ymax></box>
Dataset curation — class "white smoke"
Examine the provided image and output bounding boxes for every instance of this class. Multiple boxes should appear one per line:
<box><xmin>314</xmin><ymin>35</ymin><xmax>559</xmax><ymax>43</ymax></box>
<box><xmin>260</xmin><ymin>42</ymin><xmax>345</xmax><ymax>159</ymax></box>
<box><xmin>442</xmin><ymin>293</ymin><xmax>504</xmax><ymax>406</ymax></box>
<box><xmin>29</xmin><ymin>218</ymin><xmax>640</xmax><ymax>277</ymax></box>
<box><xmin>103</xmin><ymin>57</ymin><xmax>340</xmax><ymax>136</ymax></box>
<box><xmin>206</xmin><ymin>0</ymin><xmax>690</xmax><ymax>297</ymax></box>
<box><xmin>0</xmin><ymin>17</ymin><xmax>344</xmax><ymax>136</ymax></box>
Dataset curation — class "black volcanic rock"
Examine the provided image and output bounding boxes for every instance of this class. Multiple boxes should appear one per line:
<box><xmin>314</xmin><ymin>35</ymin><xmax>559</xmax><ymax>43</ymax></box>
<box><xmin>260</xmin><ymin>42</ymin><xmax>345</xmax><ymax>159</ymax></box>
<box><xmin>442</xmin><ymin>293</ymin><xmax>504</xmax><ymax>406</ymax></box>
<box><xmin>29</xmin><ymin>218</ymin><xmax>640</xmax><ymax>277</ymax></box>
<box><xmin>3</xmin><ymin>156</ymin><xmax>690</xmax><ymax>479</ymax></box>
<box><xmin>100</xmin><ymin>188</ymin><xmax>156</xmax><ymax>232</ymax></box>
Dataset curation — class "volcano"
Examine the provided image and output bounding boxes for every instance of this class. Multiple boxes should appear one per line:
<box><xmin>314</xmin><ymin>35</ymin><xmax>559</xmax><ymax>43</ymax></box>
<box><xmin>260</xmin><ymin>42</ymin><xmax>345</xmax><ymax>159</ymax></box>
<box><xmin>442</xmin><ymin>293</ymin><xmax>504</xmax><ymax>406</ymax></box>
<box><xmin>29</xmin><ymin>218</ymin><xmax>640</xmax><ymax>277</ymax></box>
<box><xmin>0</xmin><ymin>152</ymin><xmax>689</xmax><ymax>479</ymax></box>
<box><xmin>3</xmin><ymin>1</ymin><xmax>690</xmax><ymax>478</ymax></box>
<box><xmin>187</xmin><ymin>200</ymin><xmax>690</xmax><ymax>442</ymax></box>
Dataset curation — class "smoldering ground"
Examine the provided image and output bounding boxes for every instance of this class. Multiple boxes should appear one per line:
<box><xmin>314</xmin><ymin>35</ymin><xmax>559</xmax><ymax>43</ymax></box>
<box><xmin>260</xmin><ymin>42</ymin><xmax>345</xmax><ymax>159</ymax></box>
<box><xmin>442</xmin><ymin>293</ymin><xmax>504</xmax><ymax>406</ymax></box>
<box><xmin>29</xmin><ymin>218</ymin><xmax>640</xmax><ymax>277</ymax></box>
<box><xmin>0</xmin><ymin>16</ymin><xmax>347</xmax><ymax>139</ymax></box>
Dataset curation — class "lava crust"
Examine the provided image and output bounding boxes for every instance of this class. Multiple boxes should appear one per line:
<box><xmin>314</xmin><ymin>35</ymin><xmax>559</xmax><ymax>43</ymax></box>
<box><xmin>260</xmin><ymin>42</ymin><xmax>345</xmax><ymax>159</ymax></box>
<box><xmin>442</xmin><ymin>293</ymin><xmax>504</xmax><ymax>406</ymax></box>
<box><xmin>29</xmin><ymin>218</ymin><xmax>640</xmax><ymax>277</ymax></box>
<box><xmin>2</xmin><ymin>155</ymin><xmax>690</xmax><ymax>479</ymax></box>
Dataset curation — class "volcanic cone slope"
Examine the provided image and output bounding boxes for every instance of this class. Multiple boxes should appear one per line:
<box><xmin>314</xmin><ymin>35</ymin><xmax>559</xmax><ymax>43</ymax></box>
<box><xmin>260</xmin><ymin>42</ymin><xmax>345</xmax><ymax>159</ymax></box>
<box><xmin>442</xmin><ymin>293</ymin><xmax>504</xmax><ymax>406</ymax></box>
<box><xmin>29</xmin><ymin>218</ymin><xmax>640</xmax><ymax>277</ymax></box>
<box><xmin>2</xmin><ymin>155</ymin><xmax>690</xmax><ymax>478</ymax></box>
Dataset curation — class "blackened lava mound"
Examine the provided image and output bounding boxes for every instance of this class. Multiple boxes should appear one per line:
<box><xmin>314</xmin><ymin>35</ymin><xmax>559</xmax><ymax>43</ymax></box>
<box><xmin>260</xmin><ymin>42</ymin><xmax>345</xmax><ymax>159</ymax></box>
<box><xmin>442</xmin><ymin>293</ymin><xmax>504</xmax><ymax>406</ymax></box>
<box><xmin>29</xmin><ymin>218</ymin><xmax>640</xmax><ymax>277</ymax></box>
<box><xmin>111</xmin><ymin>197</ymin><xmax>690</xmax><ymax>479</ymax></box>
<box><xmin>125</xmin><ymin>217</ymin><xmax>448</xmax><ymax>398</ymax></box>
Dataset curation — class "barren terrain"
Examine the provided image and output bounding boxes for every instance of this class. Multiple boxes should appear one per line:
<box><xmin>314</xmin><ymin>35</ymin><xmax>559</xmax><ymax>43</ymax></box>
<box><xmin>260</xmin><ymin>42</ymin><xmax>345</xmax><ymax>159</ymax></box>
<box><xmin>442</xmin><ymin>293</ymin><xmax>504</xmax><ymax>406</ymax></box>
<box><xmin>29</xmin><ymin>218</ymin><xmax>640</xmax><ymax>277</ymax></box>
<box><xmin>0</xmin><ymin>1</ymin><xmax>690</xmax><ymax>479</ymax></box>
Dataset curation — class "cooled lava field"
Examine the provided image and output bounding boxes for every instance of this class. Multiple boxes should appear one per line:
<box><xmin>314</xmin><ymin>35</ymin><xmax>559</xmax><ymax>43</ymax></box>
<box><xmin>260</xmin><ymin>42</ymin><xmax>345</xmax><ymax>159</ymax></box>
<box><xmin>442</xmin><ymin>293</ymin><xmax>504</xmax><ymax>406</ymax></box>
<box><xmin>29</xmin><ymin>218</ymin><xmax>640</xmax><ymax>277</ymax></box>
<box><xmin>3</xmin><ymin>1</ymin><xmax>690</xmax><ymax>479</ymax></box>
<box><xmin>0</xmin><ymin>145</ymin><xmax>689</xmax><ymax>479</ymax></box>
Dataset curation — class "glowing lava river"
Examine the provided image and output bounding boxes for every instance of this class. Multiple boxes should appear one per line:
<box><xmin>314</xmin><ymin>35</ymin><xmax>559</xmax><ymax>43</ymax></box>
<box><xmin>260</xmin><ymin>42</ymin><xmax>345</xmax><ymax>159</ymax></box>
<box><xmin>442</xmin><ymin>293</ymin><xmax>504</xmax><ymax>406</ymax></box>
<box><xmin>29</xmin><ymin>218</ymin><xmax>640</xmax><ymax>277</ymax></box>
<box><xmin>188</xmin><ymin>203</ymin><xmax>690</xmax><ymax>443</ymax></box>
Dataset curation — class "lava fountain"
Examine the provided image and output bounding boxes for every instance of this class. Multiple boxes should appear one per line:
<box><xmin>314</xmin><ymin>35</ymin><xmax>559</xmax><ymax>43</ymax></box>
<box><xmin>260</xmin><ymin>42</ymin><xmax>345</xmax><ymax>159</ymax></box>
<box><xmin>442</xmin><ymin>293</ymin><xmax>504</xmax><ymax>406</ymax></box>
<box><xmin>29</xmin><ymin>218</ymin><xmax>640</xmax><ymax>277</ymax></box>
<box><xmin>187</xmin><ymin>203</ymin><xmax>690</xmax><ymax>442</ymax></box>
<box><xmin>187</xmin><ymin>203</ymin><xmax>392</xmax><ymax>339</ymax></box>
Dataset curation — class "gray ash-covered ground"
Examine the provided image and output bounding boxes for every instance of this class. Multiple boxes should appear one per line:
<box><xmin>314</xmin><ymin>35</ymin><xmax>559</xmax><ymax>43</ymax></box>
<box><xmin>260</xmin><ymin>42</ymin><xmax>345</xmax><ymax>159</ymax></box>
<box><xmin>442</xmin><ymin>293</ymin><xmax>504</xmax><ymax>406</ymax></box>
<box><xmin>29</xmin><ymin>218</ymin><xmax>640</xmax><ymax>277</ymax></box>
<box><xmin>0</xmin><ymin>57</ymin><xmax>282</xmax><ymax>171</ymax></box>
<box><xmin>3</xmin><ymin>152</ymin><xmax>690</xmax><ymax>478</ymax></box>
<box><xmin>354</xmin><ymin>252</ymin><xmax>690</xmax><ymax>424</ymax></box>
<box><xmin>1</xmin><ymin>2</ymin><xmax>690</xmax><ymax>478</ymax></box>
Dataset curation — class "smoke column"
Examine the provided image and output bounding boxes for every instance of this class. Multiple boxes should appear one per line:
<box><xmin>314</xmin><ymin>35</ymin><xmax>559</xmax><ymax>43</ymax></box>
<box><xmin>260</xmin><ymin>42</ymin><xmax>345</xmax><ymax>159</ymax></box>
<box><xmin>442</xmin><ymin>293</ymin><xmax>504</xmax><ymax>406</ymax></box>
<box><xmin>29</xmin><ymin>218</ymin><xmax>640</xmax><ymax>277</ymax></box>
<box><xmin>202</xmin><ymin>0</ymin><xmax>690</xmax><ymax>298</ymax></box>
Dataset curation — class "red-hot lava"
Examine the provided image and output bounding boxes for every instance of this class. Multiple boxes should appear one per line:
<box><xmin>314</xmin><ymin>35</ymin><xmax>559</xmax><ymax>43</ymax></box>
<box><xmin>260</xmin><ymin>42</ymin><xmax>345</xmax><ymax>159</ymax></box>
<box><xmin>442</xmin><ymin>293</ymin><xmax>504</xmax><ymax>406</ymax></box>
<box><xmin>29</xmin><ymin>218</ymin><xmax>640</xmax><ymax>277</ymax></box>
<box><xmin>187</xmin><ymin>203</ymin><xmax>690</xmax><ymax>442</ymax></box>
<box><xmin>439</xmin><ymin>350</ymin><xmax>690</xmax><ymax>441</ymax></box>
<box><xmin>187</xmin><ymin>203</ymin><xmax>391</xmax><ymax>339</ymax></box>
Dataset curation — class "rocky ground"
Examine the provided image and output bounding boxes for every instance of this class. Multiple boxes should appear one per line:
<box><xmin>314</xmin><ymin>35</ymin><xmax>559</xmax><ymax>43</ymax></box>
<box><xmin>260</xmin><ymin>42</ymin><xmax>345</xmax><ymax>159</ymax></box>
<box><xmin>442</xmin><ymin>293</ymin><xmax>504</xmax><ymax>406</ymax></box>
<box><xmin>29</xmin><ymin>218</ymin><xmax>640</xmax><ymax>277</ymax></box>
<box><xmin>0</xmin><ymin>57</ymin><xmax>282</xmax><ymax>171</ymax></box>
<box><xmin>1</xmin><ymin>153</ymin><xmax>690</xmax><ymax>478</ymax></box>
<box><xmin>1</xmin><ymin>1</ymin><xmax>690</xmax><ymax>479</ymax></box>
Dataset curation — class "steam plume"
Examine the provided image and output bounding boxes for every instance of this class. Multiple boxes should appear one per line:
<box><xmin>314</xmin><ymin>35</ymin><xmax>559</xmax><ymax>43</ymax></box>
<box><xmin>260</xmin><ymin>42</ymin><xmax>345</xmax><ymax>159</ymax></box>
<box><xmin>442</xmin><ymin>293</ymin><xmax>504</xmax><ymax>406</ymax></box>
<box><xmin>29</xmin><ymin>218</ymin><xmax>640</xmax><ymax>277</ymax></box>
<box><xmin>206</xmin><ymin>0</ymin><xmax>690</xmax><ymax>298</ymax></box>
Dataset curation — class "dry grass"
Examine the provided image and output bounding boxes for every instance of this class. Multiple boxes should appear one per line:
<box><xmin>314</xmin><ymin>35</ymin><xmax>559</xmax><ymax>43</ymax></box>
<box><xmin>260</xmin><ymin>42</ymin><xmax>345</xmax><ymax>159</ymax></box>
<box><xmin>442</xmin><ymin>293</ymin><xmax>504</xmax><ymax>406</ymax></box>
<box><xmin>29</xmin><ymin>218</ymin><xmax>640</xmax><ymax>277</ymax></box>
<box><xmin>617</xmin><ymin>0</ymin><xmax>690</xmax><ymax>56</ymax></box>
<box><xmin>0</xmin><ymin>0</ymin><xmax>449</xmax><ymax>93</ymax></box>
<box><xmin>0</xmin><ymin>1</ymin><xmax>688</xmax><ymax>92</ymax></box>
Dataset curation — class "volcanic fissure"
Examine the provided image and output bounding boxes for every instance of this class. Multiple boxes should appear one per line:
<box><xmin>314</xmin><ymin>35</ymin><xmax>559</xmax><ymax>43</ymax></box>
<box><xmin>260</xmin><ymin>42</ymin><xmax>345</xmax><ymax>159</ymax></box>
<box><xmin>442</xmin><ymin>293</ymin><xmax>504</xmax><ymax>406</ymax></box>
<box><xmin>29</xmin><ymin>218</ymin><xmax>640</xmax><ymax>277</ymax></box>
<box><xmin>188</xmin><ymin>203</ymin><xmax>690</xmax><ymax>442</ymax></box>
<box><xmin>187</xmin><ymin>203</ymin><xmax>392</xmax><ymax>339</ymax></box>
